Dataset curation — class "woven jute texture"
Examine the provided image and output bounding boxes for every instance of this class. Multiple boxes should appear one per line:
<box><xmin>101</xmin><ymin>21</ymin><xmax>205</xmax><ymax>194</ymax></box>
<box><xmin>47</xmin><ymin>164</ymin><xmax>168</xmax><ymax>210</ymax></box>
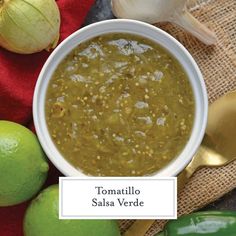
<box><xmin>120</xmin><ymin>0</ymin><xmax>236</xmax><ymax>235</ymax></box>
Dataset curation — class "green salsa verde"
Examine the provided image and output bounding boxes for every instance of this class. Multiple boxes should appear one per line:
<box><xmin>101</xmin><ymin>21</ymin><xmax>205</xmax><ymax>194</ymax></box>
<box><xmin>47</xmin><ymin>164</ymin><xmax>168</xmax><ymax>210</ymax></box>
<box><xmin>46</xmin><ymin>33</ymin><xmax>195</xmax><ymax>176</ymax></box>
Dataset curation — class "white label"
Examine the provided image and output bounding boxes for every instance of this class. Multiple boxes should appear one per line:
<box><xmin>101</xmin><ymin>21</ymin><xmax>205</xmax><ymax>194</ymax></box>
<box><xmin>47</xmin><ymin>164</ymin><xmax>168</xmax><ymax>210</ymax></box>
<box><xmin>59</xmin><ymin>177</ymin><xmax>177</xmax><ymax>219</ymax></box>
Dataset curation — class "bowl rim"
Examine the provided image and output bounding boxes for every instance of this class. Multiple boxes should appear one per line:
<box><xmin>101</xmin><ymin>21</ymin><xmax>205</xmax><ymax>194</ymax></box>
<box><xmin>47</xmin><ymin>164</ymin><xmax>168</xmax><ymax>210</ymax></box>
<box><xmin>33</xmin><ymin>19</ymin><xmax>208</xmax><ymax>177</ymax></box>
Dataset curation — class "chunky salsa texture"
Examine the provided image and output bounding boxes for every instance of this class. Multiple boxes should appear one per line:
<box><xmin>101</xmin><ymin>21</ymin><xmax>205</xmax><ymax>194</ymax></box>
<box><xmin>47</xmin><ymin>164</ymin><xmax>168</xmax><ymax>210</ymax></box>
<box><xmin>46</xmin><ymin>33</ymin><xmax>195</xmax><ymax>176</ymax></box>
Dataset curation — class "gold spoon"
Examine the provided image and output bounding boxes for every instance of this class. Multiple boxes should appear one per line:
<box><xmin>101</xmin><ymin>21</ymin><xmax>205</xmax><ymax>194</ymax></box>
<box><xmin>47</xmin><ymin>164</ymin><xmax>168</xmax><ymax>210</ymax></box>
<box><xmin>123</xmin><ymin>91</ymin><xmax>236</xmax><ymax>236</ymax></box>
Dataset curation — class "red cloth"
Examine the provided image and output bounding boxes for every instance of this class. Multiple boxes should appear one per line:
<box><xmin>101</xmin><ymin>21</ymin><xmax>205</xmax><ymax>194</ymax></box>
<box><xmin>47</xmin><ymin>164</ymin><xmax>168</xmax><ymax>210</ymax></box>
<box><xmin>0</xmin><ymin>0</ymin><xmax>94</xmax><ymax>235</ymax></box>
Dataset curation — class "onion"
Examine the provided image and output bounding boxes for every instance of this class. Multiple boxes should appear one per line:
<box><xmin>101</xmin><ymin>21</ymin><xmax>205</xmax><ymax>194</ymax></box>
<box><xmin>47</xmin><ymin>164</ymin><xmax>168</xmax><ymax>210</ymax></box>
<box><xmin>0</xmin><ymin>0</ymin><xmax>61</xmax><ymax>54</ymax></box>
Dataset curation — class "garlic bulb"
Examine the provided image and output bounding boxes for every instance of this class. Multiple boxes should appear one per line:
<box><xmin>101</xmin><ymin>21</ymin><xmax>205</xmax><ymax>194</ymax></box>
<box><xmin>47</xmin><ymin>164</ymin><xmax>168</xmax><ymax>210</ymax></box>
<box><xmin>112</xmin><ymin>0</ymin><xmax>217</xmax><ymax>45</ymax></box>
<box><xmin>0</xmin><ymin>0</ymin><xmax>60</xmax><ymax>54</ymax></box>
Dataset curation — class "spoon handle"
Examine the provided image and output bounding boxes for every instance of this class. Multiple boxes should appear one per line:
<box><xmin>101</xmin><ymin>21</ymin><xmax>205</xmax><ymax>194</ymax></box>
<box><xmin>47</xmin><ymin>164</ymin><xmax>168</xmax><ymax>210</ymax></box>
<box><xmin>123</xmin><ymin>146</ymin><xmax>207</xmax><ymax>236</ymax></box>
<box><xmin>123</xmin><ymin>220</ymin><xmax>155</xmax><ymax>236</ymax></box>
<box><xmin>172</xmin><ymin>9</ymin><xmax>217</xmax><ymax>45</ymax></box>
<box><xmin>122</xmin><ymin>173</ymin><xmax>190</xmax><ymax>236</ymax></box>
<box><xmin>122</xmin><ymin>172</ymin><xmax>193</xmax><ymax>236</ymax></box>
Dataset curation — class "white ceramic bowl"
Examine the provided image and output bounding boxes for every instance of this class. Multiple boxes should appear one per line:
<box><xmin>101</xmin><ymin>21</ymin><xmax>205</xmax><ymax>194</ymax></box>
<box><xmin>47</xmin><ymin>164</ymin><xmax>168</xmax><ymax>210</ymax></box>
<box><xmin>33</xmin><ymin>19</ymin><xmax>208</xmax><ymax>177</ymax></box>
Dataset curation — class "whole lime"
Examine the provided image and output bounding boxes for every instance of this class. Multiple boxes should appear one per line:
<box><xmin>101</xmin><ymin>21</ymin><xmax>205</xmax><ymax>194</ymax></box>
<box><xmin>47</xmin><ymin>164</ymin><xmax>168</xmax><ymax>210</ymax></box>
<box><xmin>0</xmin><ymin>120</ymin><xmax>48</xmax><ymax>206</ymax></box>
<box><xmin>24</xmin><ymin>185</ymin><xmax>121</xmax><ymax>236</ymax></box>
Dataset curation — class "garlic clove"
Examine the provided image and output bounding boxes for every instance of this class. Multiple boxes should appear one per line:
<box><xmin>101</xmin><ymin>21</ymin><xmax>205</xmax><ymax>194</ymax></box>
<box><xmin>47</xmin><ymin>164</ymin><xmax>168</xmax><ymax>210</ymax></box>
<box><xmin>111</xmin><ymin>0</ymin><xmax>181</xmax><ymax>23</ymax></box>
<box><xmin>172</xmin><ymin>9</ymin><xmax>217</xmax><ymax>45</ymax></box>
<box><xmin>111</xmin><ymin>0</ymin><xmax>217</xmax><ymax>45</ymax></box>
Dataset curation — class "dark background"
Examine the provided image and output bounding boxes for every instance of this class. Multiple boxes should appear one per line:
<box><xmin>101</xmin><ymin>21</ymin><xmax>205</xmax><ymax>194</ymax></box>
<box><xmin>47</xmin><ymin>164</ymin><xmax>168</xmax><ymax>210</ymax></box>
<box><xmin>83</xmin><ymin>0</ymin><xmax>236</xmax><ymax>211</ymax></box>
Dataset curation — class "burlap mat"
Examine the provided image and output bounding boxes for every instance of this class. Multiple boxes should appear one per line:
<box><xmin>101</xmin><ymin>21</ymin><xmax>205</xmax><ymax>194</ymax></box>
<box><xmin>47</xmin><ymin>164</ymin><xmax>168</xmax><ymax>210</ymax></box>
<box><xmin>119</xmin><ymin>0</ymin><xmax>236</xmax><ymax>235</ymax></box>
